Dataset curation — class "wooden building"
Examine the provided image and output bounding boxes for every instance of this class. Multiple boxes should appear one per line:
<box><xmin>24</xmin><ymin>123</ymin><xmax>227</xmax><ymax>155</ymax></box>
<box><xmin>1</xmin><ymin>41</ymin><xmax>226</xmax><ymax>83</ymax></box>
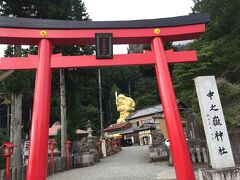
<box><xmin>120</xmin><ymin>101</ymin><xmax>187</xmax><ymax>145</ymax></box>
<box><xmin>104</xmin><ymin>122</ymin><xmax>131</xmax><ymax>139</ymax></box>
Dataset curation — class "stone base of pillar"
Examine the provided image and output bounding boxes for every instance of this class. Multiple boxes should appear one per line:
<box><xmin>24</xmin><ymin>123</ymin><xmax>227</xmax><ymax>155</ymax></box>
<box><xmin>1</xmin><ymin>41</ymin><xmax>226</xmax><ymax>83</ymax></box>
<box><xmin>149</xmin><ymin>145</ymin><xmax>168</xmax><ymax>162</ymax></box>
<box><xmin>101</xmin><ymin>140</ymin><xmax>107</xmax><ymax>158</ymax></box>
<box><xmin>198</xmin><ymin>166</ymin><xmax>240</xmax><ymax>180</ymax></box>
<box><xmin>89</xmin><ymin>149</ymin><xmax>100</xmax><ymax>163</ymax></box>
<box><xmin>74</xmin><ymin>152</ymin><xmax>94</xmax><ymax>168</ymax></box>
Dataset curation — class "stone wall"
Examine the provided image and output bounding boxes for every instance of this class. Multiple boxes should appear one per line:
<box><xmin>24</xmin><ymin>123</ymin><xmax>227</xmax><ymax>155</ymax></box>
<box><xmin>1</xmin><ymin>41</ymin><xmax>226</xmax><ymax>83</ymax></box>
<box><xmin>186</xmin><ymin>130</ymin><xmax>240</xmax><ymax>165</ymax></box>
<box><xmin>198</xmin><ymin>167</ymin><xmax>240</xmax><ymax>180</ymax></box>
<box><xmin>229</xmin><ymin>130</ymin><xmax>240</xmax><ymax>165</ymax></box>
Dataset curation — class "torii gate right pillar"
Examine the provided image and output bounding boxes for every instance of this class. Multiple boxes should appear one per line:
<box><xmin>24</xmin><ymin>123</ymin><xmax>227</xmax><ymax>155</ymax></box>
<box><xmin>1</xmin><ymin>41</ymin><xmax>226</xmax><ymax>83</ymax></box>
<box><xmin>152</xmin><ymin>37</ymin><xmax>195</xmax><ymax>180</ymax></box>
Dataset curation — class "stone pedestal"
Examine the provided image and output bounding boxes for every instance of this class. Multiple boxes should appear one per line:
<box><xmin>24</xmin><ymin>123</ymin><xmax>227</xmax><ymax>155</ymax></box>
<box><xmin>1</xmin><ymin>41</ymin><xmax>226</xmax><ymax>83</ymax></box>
<box><xmin>74</xmin><ymin>152</ymin><xmax>94</xmax><ymax>167</ymax></box>
<box><xmin>149</xmin><ymin>145</ymin><xmax>168</xmax><ymax>162</ymax></box>
<box><xmin>195</xmin><ymin>76</ymin><xmax>235</xmax><ymax>168</ymax></box>
<box><xmin>198</xmin><ymin>167</ymin><xmax>240</xmax><ymax>180</ymax></box>
<box><xmin>101</xmin><ymin>140</ymin><xmax>107</xmax><ymax>157</ymax></box>
<box><xmin>89</xmin><ymin>148</ymin><xmax>100</xmax><ymax>163</ymax></box>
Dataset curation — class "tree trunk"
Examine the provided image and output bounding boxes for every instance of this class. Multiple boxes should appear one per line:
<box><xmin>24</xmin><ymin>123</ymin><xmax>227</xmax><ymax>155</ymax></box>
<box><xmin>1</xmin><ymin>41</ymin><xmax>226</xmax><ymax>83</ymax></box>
<box><xmin>10</xmin><ymin>45</ymin><xmax>23</xmax><ymax>168</ymax></box>
<box><xmin>10</xmin><ymin>94</ymin><xmax>15</xmax><ymax>142</ymax></box>
<box><xmin>98</xmin><ymin>69</ymin><xmax>104</xmax><ymax>139</ymax></box>
<box><xmin>98</xmin><ymin>69</ymin><xmax>106</xmax><ymax>157</ymax></box>
<box><xmin>10</xmin><ymin>93</ymin><xmax>23</xmax><ymax>168</ymax></box>
<box><xmin>7</xmin><ymin>105</ymin><xmax>10</xmax><ymax>137</ymax></box>
<box><xmin>60</xmin><ymin>69</ymin><xmax>67</xmax><ymax>157</ymax></box>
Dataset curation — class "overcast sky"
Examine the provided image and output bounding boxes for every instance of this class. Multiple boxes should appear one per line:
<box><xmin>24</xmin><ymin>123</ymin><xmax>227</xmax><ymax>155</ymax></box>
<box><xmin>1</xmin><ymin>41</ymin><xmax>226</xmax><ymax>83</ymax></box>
<box><xmin>84</xmin><ymin>0</ymin><xmax>194</xmax><ymax>21</ymax></box>
<box><xmin>0</xmin><ymin>0</ymin><xmax>194</xmax><ymax>57</ymax></box>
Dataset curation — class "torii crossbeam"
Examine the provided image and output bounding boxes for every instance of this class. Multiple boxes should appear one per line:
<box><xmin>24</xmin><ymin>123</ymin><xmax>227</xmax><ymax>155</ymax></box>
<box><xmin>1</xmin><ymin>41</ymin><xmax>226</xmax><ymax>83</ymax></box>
<box><xmin>0</xmin><ymin>13</ymin><xmax>210</xmax><ymax>180</ymax></box>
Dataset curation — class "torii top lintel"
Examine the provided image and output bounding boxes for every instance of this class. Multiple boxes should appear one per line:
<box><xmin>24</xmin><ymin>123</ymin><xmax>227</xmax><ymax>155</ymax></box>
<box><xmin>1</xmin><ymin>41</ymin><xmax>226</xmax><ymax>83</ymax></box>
<box><xmin>0</xmin><ymin>13</ymin><xmax>210</xmax><ymax>45</ymax></box>
<box><xmin>0</xmin><ymin>13</ymin><xmax>209</xmax><ymax>180</ymax></box>
<box><xmin>0</xmin><ymin>13</ymin><xmax>210</xmax><ymax>70</ymax></box>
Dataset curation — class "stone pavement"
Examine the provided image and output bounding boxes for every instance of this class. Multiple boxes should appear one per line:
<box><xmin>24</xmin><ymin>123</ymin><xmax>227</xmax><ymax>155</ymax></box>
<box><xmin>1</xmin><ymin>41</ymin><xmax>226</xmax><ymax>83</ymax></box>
<box><xmin>48</xmin><ymin>146</ymin><xmax>202</xmax><ymax>180</ymax></box>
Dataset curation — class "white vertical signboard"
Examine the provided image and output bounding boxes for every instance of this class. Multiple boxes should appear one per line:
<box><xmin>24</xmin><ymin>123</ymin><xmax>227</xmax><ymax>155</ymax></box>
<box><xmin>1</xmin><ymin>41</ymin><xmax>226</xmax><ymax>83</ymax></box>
<box><xmin>194</xmin><ymin>76</ymin><xmax>235</xmax><ymax>169</ymax></box>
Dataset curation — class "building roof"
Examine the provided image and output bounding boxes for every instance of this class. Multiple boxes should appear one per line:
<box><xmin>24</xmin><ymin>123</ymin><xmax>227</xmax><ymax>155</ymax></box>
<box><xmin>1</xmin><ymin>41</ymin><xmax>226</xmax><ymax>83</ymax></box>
<box><xmin>120</xmin><ymin>123</ymin><xmax>156</xmax><ymax>135</ymax></box>
<box><xmin>49</xmin><ymin>121</ymin><xmax>61</xmax><ymax>136</ymax></box>
<box><xmin>126</xmin><ymin>100</ymin><xmax>187</xmax><ymax>121</ymax></box>
<box><xmin>126</xmin><ymin>105</ymin><xmax>163</xmax><ymax>120</ymax></box>
<box><xmin>120</xmin><ymin>127</ymin><xmax>137</xmax><ymax>135</ymax></box>
<box><xmin>104</xmin><ymin>122</ymin><xmax>129</xmax><ymax>132</ymax></box>
<box><xmin>135</xmin><ymin>123</ymin><xmax>156</xmax><ymax>132</ymax></box>
<box><xmin>49</xmin><ymin>121</ymin><xmax>88</xmax><ymax>136</ymax></box>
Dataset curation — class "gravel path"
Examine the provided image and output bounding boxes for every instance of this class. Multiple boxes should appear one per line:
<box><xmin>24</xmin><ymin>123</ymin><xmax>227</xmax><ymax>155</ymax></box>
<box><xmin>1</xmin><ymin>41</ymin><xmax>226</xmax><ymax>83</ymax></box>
<box><xmin>48</xmin><ymin>146</ymin><xmax>199</xmax><ymax>180</ymax></box>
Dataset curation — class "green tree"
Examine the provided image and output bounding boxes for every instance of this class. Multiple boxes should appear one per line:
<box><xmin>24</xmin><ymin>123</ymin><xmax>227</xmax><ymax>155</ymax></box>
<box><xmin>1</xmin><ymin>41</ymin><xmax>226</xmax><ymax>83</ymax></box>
<box><xmin>134</xmin><ymin>77</ymin><xmax>159</xmax><ymax>109</ymax></box>
<box><xmin>0</xmin><ymin>129</ymin><xmax>9</xmax><ymax>169</ymax></box>
<box><xmin>0</xmin><ymin>0</ymin><xmax>95</xmax><ymax>140</ymax></box>
<box><xmin>107</xmin><ymin>84</ymin><xmax>121</xmax><ymax>124</ymax></box>
<box><xmin>213</xmin><ymin>79</ymin><xmax>240</xmax><ymax>129</ymax></box>
<box><xmin>172</xmin><ymin>0</ymin><xmax>240</xmax><ymax>129</ymax></box>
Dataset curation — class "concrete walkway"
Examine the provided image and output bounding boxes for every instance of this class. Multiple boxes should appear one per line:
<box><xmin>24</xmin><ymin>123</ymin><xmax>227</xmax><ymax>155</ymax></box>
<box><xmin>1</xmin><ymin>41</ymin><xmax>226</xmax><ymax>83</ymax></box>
<box><xmin>48</xmin><ymin>146</ymin><xmax>200</xmax><ymax>180</ymax></box>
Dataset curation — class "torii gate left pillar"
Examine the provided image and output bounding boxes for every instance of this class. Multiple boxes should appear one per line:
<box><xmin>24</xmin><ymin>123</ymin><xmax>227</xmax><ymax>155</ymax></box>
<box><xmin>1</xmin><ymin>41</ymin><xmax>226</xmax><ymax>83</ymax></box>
<box><xmin>27</xmin><ymin>39</ymin><xmax>52</xmax><ymax>179</ymax></box>
<box><xmin>0</xmin><ymin>13</ymin><xmax>209</xmax><ymax>180</ymax></box>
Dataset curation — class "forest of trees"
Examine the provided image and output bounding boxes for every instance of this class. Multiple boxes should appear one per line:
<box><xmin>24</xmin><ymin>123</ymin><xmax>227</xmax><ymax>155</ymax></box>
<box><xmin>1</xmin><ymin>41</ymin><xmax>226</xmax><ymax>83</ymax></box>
<box><xmin>173</xmin><ymin>0</ymin><xmax>240</xmax><ymax>129</ymax></box>
<box><xmin>0</xmin><ymin>0</ymin><xmax>240</xmax><ymax>168</ymax></box>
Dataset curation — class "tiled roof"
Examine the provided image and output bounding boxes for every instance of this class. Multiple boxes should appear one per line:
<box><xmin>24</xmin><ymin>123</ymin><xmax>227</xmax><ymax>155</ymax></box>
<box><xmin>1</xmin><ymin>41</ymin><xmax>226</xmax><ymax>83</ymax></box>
<box><xmin>126</xmin><ymin>105</ymin><xmax>163</xmax><ymax>120</ymax></box>
<box><xmin>120</xmin><ymin>123</ymin><xmax>156</xmax><ymax>135</ymax></box>
<box><xmin>120</xmin><ymin>127</ymin><xmax>137</xmax><ymax>135</ymax></box>
<box><xmin>126</xmin><ymin>101</ymin><xmax>187</xmax><ymax>120</ymax></box>
<box><xmin>135</xmin><ymin>123</ymin><xmax>156</xmax><ymax>132</ymax></box>
<box><xmin>49</xmin><ymin>121</ymin><xmax>88</xmax><ymax>136</ymax></box>
<box><xmin>104</xmin><ymin>122</ymin><xmax>129</xmax><ymax>132</ymax></box>
<box><xmin>49</xmin><ymin>121</ymin><xmax>61</xmax><ymax>136</ymax></box>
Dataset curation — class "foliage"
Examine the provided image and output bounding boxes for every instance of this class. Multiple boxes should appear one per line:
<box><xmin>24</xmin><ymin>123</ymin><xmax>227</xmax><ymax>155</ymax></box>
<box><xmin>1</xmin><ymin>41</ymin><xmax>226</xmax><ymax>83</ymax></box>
<box><xmin>172</xmin><ymin>0</ymin><xmax>240</xmax><ymax>129</ymax></box>
<box><xmin>55</xmin><ymin>130</ymin><xmax>61</xmax><ymax>151</ymax></box>
<box><xmin>134</xmin><ymin>78</ymin><xmax>159</xmax><ymax>109</ymax></box>
<box><xmin>0</xmin><ymin>129</ymin><xmax>9</xmax><ymax>169</ymax></box>
<box><xmin>3</xmin><ymin>0</ymin><xmax>240</xmax><ymax>143</ymax></box>
<box><xmin>190</xmin><ymin>78</ymin><xmax>240</xmax><ymax>130</ymax></box>
<box><xmin>0</xmin><ymin>0</ymin><xmax>95</xmax><ymax>140</ymax></box>
<box><xmin>216</xmin><ymin>79</ymin><xmax>240</xmax><ymax>129</ymax></box>
<box><xmin>108</xmin><ymin>84</ymin><xmax>121</xmax><ymax>124</ymax></box>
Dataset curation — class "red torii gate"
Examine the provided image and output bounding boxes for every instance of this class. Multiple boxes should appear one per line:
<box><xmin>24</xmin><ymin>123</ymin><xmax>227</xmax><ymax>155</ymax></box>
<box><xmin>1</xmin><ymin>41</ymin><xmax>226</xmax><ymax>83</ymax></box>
<box><xmin>0</xmin><ymin>13</ymin><xmax>209</xmax><ymax>180</ymax></box>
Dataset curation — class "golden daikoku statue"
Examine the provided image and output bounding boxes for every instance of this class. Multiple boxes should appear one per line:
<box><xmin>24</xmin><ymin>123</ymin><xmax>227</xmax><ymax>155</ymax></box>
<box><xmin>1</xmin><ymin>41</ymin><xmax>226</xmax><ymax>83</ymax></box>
<box><xmin>116</xmin><ymin>94</ymin><xmax>135</xmax><ymax>124</ymax></box>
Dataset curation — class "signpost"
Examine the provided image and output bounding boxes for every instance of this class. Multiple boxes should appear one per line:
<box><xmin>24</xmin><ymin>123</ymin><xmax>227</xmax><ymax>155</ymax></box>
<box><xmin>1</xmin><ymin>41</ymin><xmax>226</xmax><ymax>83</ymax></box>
<box><xmin>96</xmin><ymin>33</ymin><xmax>113</xmax><ymax>59</ymax></box>
<box><xmin>195</xmin><ymin>76</ymin><xmax>235</xmax><ymax>169</ymax></box>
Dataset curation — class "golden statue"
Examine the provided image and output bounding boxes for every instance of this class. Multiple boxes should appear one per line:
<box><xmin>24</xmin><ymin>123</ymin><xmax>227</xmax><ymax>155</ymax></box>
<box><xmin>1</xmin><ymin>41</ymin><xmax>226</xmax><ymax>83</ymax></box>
<box><xmin>116</xmin><ymin>94</ymin><xmax>135</xmax><ymax>124</ymax></box>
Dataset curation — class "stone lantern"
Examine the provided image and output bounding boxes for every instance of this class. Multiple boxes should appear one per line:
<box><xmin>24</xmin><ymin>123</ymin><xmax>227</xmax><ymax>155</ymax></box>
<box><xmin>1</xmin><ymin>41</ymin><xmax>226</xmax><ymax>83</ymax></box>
<box><xmin>1</xmin><ymin>142</ymin><xmax>14</xmax><ymax>180</ymax></box>
<box><xmin>85</xmin><ymin>120</ymin><xmax>99</xmax><ymax>162</ymax></box>
<box><xmin>86</xmin><ymin>120</ymin><xmax>93</xmax><ymax>138</ymax></box>
<box><xmin>1</xmin><ymin>142</ymin><xmax>14</xmax><ymax>157</ymax></box>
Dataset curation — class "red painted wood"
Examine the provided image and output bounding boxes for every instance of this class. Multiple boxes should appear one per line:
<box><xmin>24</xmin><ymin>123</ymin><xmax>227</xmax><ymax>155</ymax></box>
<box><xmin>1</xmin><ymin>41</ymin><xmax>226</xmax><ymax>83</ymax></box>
<box><xmin>51</xmin><ymin>53</ymin><xmax>155</xmax><ymax>69</ymax></box>
<box><xmin>0</xmin><ymin>53</ymin><xmax>154</xmax><ymax>70</ymax></box>
<box><xmin>0</xmin><ymin>55</ymin><xmax>38</xmax><ymax>70</ymax></box>
<box><xmin>0</xmin><ymin>24</ymin><xmax>205</xmax><ymax>45</ymax></box>
<box><xmin>0</xmin><ymin>50</ymin><xmax>197</xmax><ymax>70</ymax></box>
<box><xmin>6</xmin><ymin>156</ymin><xmax>10</xmax><ymax>180</ymax></box>
<box><xmin>165</xmin><ymin>49</ymin><xmax>197</xmax><ymax>63</ymax></box>
<box><xmin>145</xmin><ymin>49</ymin><xmax>197</xmax><ymax>63</ymax></box>
<box><xmin>152</xmin><ymin>37</ymin><xmax>195</xmax><ymax>180</ymax></box>
<box><xmin>26</xmin><ymin>39</ymin><xmax>52</xmax><ymax>180</ymax></box>
<box><xmin>0</xmin><ymin>18</ymin><xmax>207</xmax><ymax>180</ymax></box>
